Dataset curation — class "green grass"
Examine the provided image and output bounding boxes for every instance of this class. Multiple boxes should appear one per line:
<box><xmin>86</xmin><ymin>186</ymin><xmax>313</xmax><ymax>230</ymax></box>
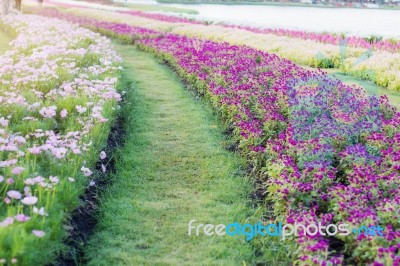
<box><xmin>84</xmin><ymin>43</ymin><xmax>282</xmax><ymax>265</ymax></box>
<box><xmin>120</xmin><ymin>3</ymin><xmax>198</xmax><ymax>14</ymax></box>
<box><xmin>0</xmin><ymin>31</ymin><xmax>12</xmax><ymax>54</ymax></box>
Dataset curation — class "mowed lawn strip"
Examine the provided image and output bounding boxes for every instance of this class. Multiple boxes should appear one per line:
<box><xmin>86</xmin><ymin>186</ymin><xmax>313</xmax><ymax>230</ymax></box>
<box><xmin>85</xmin><ymin>43</ymin><xmax>257</xmax><ymax>265</ymax></box>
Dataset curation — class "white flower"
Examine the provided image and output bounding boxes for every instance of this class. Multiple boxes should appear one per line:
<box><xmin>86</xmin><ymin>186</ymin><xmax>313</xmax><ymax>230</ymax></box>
<box><xmin>33</xmin><ymin>207</ymin><xmax>48</xmax><ymax>216</ymax></box>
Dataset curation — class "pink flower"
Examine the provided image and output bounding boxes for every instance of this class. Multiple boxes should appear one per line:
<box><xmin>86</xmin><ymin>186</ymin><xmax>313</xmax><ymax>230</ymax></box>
<box><xmin>11</xmin><ymin>258</ymin><xmax>17</xmax><ymax>264</ymax></box>
<box><xmin>81</xmin><ymin>166</ymin><xmax>93</xmax><ymax>177</ymax></box>
<box><xmin>49</xmin><ymin>176</ymin><xmax>59</xmax><ymax>184</ymax></box>
<box><xmin>15</xmin><ymin>214</ymin><xmax>30</xmax><ymax>222</ymax></box>
<box><xmin>0</xmin><ymin>117</ymin><xmax>8</xmax><ymax>127</ymax></box>
<box><xmin>63</xmin><ymin>84</ymin><xmax>74</xmax><ymax>92</ymax></box>
<box><xmin>76</xmin><ymin>105</ymin><xmax>87</xmax><ymax>114</ymax></box>
<box><xmin>28</xmin><ymin>146</ymin><xmax>41</xmax><ymax>154</ymax></box>
<box><xmin>33</xmin><ymin>176</ymin><xmax>45</xmax><ymax>183</ymax></box>
<box><xmin>52</xmin><ymin>147</ymin><xmax>67</xmax><ymax>159</ymax></box>
<box><xmin>32</xmin><ymin>230</ymin><xmax>46</xmax><ymax>238</ymax></box>
<box><xmin>89</xmin><ymin>180</ymin><xmax>95</xmax><ymax>186</ymax></box>
<box><xmin>39</xmin><ymin>106</ymin><xmax>57</xmax><ymax>118</ymax></box>
<box><xmin>100</xmin><ymin>151</ymin><xmax>106</xmax><ymax>160</ymax></box>
<box><xmin>0</xmin><ymin>217</ymin><xmax>14</xmax><ymax>227</ymax></box>
<box><xmin>24</xmin><ymin>186</ymin><xmax>31</xmax><ymax>196</ymax></box>
<box><xmin>7</xmin><ymin>190</ymin><xmax>22</xmax><ymax>199</ymax></box>
<box><xmin>101</xmin><ymin>164</ymin><xmax>106</xmax><ymax>173</ymax></box>
<box><xmin>72</xmin><ymin>148</ymin><xmax>81</xmax><ymax>154</ymax></box>
<box><xmin>60</xmin><ymin>108</ymin><xmax>68</xmax><ymax>118</ymax></box>
<box><xmin>21</xmin><ymin>196</ymin><xmax>38</xmax><ymax>205</ymax></box>
<box><xmin>11</xmin><ymin>167</ymin><xmax>24</xmax><ymax>175</ymax></box>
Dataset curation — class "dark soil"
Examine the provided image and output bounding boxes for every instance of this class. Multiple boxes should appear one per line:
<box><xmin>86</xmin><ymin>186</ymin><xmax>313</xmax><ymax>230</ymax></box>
<box><xmin>54</xmin><ymin>104</ymin><xmax>127</xmax><ymax>266</ymax></box>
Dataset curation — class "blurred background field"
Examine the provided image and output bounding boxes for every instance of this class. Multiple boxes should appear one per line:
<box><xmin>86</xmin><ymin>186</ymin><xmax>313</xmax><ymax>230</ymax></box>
<box><xmin>0</xmin><ymin>31</ymin><xmax>11</xmax><ymax>54</ymax></box>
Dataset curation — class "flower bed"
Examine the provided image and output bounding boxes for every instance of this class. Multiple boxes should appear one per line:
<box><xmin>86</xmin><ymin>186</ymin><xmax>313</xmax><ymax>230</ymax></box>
<box><xmin>169</xmin><ymin>24</ymin><xmax>400</xmax><ymax>91</ymax></box>
<box><xmin>135</xmin><ymin>34</ymin><xmax>399</xmax><ymax>265</ymax></box>
<box><xmin>0</xmin><ymin>14</ymin><xmax>121</xmax><ymax>265</ymax></box>
<box><xmin>38</xmin><ymin>6</ymin><xmax>400</xmax><ymax>91</ymax></box>
<box><xmin>223</xmin><ymin>24</ymin><xmax>400</xmax><ymax>53</ymax></box>
<box><xmin>120</xmin><ymin>10</ymin><xmax>206</xmax><ymax>25</ymax></box>
<box><xmin>28</xmin><ymin>8</ymin><xmax>400</xmax><ymax>265</ymax></box>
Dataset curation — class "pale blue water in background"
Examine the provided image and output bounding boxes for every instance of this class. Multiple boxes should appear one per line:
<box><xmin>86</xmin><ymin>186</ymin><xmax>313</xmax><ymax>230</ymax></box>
<box><xmin>127</xmin><ymin>0</ymin><xmax>400</xmax><ymax>37</ymax></box>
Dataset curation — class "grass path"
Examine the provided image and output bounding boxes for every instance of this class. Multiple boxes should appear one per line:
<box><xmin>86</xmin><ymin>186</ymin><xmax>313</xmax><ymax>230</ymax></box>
<box><xmin>0</xmin><ymin>31</ymin><xmax>12</xmax><ymax>54</ymax></box>
<box><xmin>85</xmin><ymin>43</ymin><xmax>258</xmax><ymax>265</ymax></box>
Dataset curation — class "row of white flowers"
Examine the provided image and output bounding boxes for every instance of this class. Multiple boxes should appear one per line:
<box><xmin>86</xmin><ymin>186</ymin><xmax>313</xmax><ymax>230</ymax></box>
<box><xmin>0</xmin><ymin>13</ymin><xmax>121</xmax><ymax>265</ymax></box>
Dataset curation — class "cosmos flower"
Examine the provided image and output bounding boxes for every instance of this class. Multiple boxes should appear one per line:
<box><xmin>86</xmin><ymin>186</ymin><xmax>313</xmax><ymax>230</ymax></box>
<box><xmin>33</xmin><ymin>207</ymin><xmax>48</xmax><ymax>216</ymax></box>
<box><xmin>21</xmin><ymin>196</ymin><xmax>38</xmax><ymax>205</ymax></box>
<box><xmin>11</xmin><ymin>167</ymin><xmax>24</xmax><ymax>175</ymax></box>
<box><xmin>32</xmin><ymin>230</ymin><xmax>46</xmax><ymax>238</ymax></box>
<box><xmin>0</xmin><ymin>12</ymin><xmax>121</xmax><ymax>261</ymax></box>
<box><xmin>81</xmin><ymin>166</ymin><xmax>93</xmax><ymax>177</ymax></box>
<box><xmin>7</xmin><ymin>191</ymin><xmax>22</xmax><ymax>200</ymax></box>
<box><xmin>39</xmin><ymin>106</ymin><xmax>57</xmax><ymax>118</ymax></box>
<box><xmin>60</xmin><ymin>109</ymin><xmax>68</xmax><ymax>118</ymax></box>
<box><xmin>15</xmin><ymin>214</ymin><xmax>30</xmax><ymax>222</ymax></box>
<box><xmin>76</xmin><ymin>105</ymin><xmax>87</xmax><ymax>114</ymax></box>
